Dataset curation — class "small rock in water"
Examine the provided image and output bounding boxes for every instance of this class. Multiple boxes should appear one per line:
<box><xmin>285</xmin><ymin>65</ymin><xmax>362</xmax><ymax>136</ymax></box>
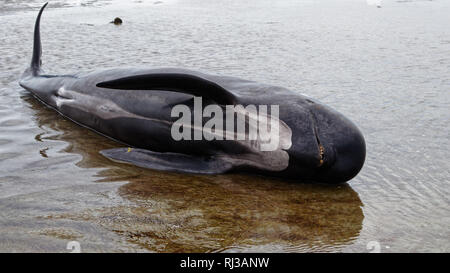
<box><xmin>111</xmin><ymin>17</ymin><xmax>123</xmax><ymax>25</ymax></box>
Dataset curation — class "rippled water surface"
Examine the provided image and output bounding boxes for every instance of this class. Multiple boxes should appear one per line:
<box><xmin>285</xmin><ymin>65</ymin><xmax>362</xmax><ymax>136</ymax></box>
<box><xmin>0</xmin><ymin>0</ymin><xmax>448</xmax><ymax>252</ymax></box>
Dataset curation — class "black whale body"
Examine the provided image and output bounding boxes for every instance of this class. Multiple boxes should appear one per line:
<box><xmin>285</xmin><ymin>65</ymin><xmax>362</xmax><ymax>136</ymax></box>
<box><xmin>19</xmin><ymin>3</ymin><xmax>365</xmax><ymax>184</ymax></box>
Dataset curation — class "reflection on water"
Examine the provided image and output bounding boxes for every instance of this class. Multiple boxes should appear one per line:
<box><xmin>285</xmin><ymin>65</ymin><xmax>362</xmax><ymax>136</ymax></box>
<box><xmin>21</xmin><ymin>95</ymin><xmax>363</xmax><ymax>252</ymax></box>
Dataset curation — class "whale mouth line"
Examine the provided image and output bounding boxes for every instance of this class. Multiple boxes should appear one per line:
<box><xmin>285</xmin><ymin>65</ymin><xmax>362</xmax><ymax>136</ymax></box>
<box><xmin>309</xmin><ymin>110</ymin><xmax>325</xmax><ymax>167</ymax></box>
<box><xmin>314</xmin><ymin>127</ymin><xmax>325</xmax><ymax>167</ymax></box>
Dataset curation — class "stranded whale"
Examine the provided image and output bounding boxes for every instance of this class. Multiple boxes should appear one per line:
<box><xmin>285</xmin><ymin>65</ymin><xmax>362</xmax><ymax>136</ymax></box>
<box><xmin>19</xmin><ymin>3</ymin><xmax>365</xmax><ymax>183</ymax></box>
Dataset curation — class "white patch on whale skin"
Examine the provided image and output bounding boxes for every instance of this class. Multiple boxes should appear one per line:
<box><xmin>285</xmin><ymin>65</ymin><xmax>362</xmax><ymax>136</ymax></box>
<box><xmin>234</xmin><ymin>105</ymin><xmax>292</xmax><ymax>151</ymax></box>
<box><xmin>220</xmin><ymin>149</ymin><xmax>290</xmax><ymax>172</ymax></box>
<box><xmin>55</xmin><ymin>87</ymin><xmax>132</xmax><ymax>119</ymax></box>
<box><xmin>54</xmin><ymin>87</ymin><xmax>75</xmax><ymax>108</ymax></box>
<box><xmin>200</xmin><ymin>105</ymin><xmax>292</xmax><ymax>171</ymax></box>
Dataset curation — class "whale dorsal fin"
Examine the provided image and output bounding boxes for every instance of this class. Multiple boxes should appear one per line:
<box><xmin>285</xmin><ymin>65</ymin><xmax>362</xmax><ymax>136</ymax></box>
<box><xmin>30</xmin><ymin>2</ymin><xmax>48</xmax><ymax>75</ymax></box>
<box><xmin>96</xmin><ymin>73</ymin><xmax>236</xmax><ymax>105</ymax></box>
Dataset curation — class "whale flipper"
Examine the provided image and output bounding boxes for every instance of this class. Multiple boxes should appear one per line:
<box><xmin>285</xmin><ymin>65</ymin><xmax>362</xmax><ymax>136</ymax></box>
<box><xmin>96</xmin><ymin>73</ymin><xmax>237</xmax><ymax>105</ymax></box>
<box><xmin>100</xmin><ymin>148</ymin><xmax>234</xmax><ymax>174</ymax></box>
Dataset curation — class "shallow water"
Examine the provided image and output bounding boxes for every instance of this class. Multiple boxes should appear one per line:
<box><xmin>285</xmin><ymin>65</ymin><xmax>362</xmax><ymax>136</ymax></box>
<box><xmin>0</xmin><ymin>0</ymin><xmax>448</xmax><ymax>252</ymax></box>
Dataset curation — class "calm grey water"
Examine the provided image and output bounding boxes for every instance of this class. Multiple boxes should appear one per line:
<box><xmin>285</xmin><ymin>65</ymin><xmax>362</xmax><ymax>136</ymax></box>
<box><xmin>0</xmin><ymin>0</ymin><xmax>448</xmax><ymax>252</ymax></box>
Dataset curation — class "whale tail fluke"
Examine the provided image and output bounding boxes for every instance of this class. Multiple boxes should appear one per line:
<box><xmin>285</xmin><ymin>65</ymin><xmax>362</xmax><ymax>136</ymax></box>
<box><xmin>30</xmin><ymin>2</ymin><xmax>48</xmax><ymax>75</ymax></box>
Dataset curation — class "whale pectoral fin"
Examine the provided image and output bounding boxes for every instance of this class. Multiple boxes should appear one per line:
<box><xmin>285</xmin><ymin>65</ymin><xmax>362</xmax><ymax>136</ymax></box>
<box><xmin>96</xmin><ymin>73</ymin><xmax>236</xmax><ymax>105</ymax></box>
<box><xmin>100</xmin><ymin>148</ymin><xmax>233</xmax><ymax>174</ymax></box>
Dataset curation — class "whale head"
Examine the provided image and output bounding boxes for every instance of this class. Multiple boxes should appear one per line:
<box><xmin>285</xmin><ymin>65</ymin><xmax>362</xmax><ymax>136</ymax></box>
<box><xmin>284</xmin><ymin>98</ymin><xmax>366</xmax><ymax>184</ymax></box>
